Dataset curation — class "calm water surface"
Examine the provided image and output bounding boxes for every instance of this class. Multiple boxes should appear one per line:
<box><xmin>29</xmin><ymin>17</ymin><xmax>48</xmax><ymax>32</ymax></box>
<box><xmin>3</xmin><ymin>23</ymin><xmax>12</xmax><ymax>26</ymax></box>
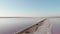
<box><xmin>0</xmin><ymin>18</ymin><xmax>60</xmax><ymax>34</ymax></box>
<box><xmin>49</xmin><ymin>18</ymin><xmax>60</xmax><ymax>34</ymax></box>
<box><xmin>0</xmin><ymin>18</ymin><xmax>43</xmax><ymax>34</ymax></box>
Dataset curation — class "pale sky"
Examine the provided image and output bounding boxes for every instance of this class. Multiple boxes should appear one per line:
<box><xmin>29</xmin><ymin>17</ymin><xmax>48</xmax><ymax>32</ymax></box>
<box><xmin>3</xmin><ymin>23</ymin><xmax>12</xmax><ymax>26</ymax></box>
<box><xmin>0</xmin><ymin>0</ymin><xmax>60</xmax><ymax>17</ymax></box>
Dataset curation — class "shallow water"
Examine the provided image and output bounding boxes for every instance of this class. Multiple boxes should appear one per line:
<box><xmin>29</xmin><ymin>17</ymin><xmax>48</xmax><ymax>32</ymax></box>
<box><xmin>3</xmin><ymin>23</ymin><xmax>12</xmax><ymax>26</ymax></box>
<box><xmin>0</xmin><ymin>18</ymin><xmax>43</xmax><ymax>34</ymax></box>
<box><xmin>0</xmin><ymin>18</ymin><xmax>60</xmax><ymax>34</ymax></box>
<box><xmin>33</xmin><ymin>18</ymin><xmax>60</xmax><ymax>34</ymax></box>
<box><xmin>49</xmin><ymin>18</ymin><xmax>60</xmax><ymax>34</ymax></box>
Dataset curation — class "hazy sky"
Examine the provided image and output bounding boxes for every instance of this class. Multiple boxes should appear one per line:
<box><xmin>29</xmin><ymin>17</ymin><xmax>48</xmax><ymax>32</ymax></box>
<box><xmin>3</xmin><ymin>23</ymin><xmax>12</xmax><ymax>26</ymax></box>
<box><xmin>0</xmin><ymin>0</ymin><xmax>60</xmax><ymax>17</ymax></box>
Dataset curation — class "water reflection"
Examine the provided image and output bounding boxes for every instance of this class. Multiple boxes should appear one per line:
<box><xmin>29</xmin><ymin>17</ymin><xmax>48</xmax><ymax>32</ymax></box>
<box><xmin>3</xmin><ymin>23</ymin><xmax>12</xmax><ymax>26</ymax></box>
<box><xmin>0</xmin><ymin>18</ymin><xmax>60</xmax><ymax>34</ymax></box>
<box><xmin>49</xmin><ymin>18</ymin><xmax>60</xmax><ymax>34</ymax></box>
<box><xmin>0</xmin><ymin>18</ymin><xmax>42</xmax><ymax>34</ymax></box>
